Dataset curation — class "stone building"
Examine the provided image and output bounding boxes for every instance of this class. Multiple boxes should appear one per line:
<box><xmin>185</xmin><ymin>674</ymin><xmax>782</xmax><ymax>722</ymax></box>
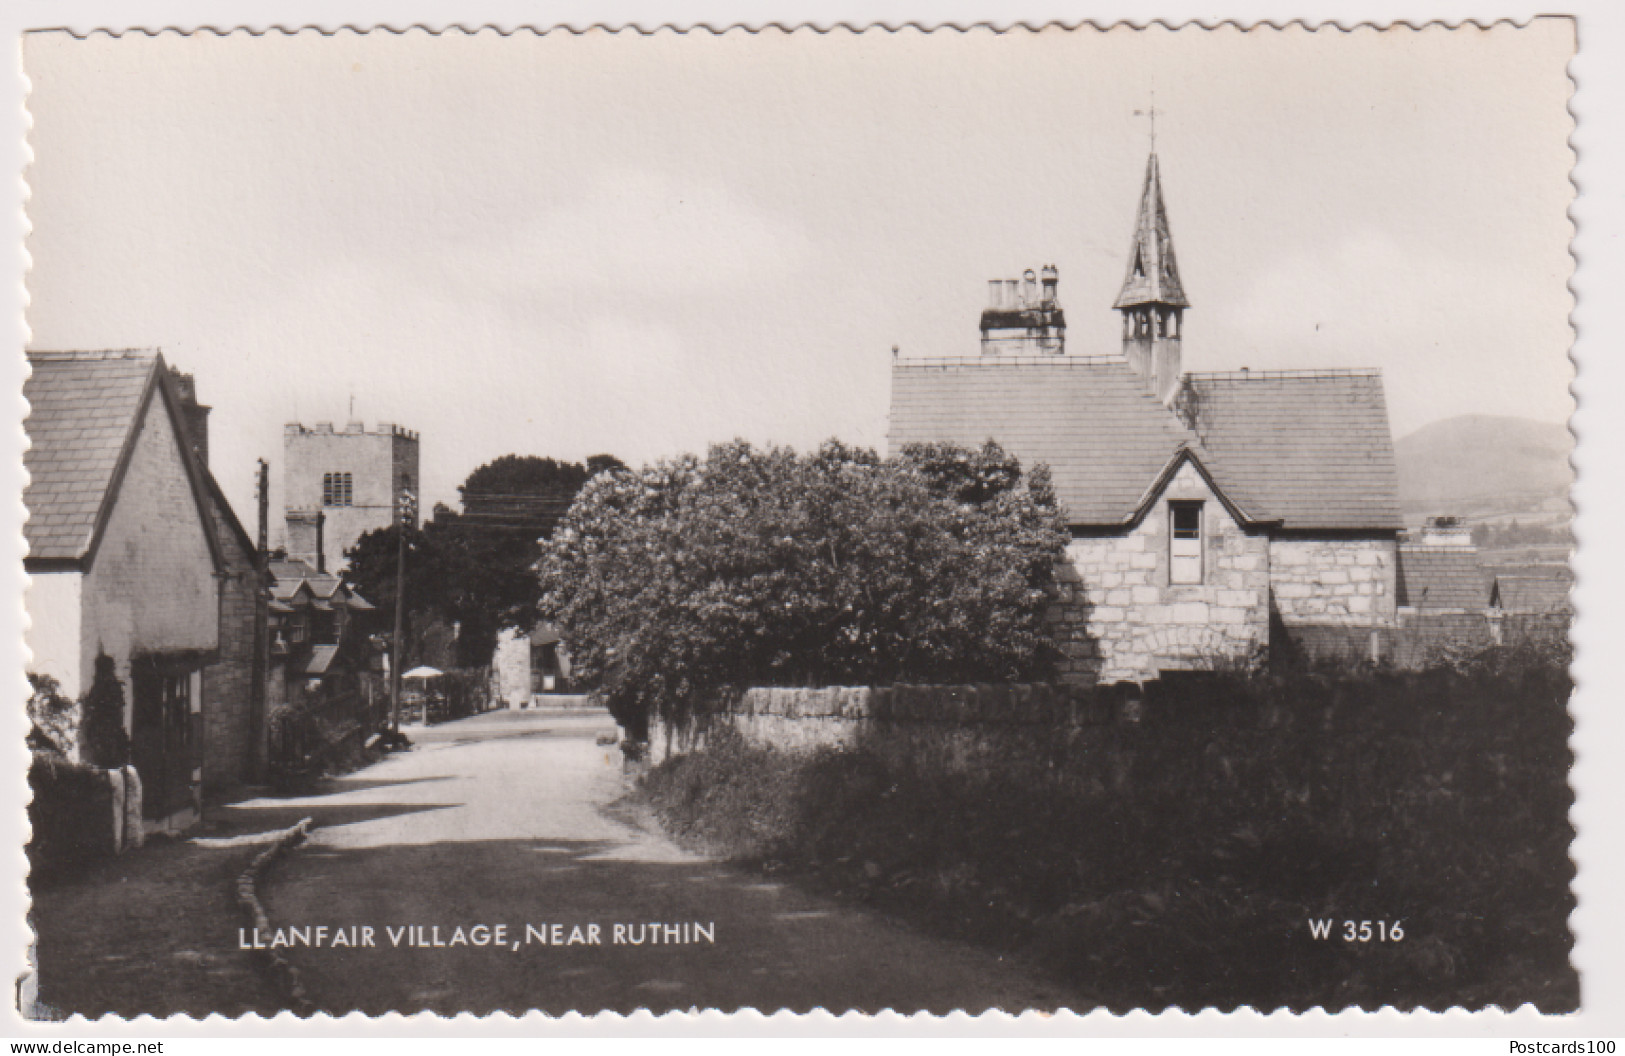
<box><xmin>888</xmin><ymin>152</ymin><xmax>1404</xmax><ymax>685</ymax></box>
<box><xmin>284</xmin><ymin>420</ymin><xmax>419</xmax><ymax>573</ymax></box>
<box><xmin>24</xmin><ymin>351</ymin><xmax>245</xmax><ymax>830</ymax></box>
<box><xmin>266</xmin><ymin>557</ymin><xmax>376</xmax><ymax>722</ymax></box>
<box><xmin>169</xmin><ymin>367</ymin><xmax>271</xmax><ymax>796</ymax></box>
<box><xmin>493</xmin><ymin>623</ymin><xmax>573</xmax><ymax>707</ymax></box>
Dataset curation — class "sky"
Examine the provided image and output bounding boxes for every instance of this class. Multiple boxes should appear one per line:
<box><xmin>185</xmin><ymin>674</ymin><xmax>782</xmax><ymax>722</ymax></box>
<box><xmin>21</xmin><ymin>22</ymin><xmax>1576</xmax><ymax>527</ymax></box>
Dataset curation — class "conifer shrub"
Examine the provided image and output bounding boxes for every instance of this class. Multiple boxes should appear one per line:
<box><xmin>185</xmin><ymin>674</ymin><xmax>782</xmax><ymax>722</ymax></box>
<box><xmin>78</xmin><ymin>653</ymin><xmax>130</xmax><ymax>770</ymax></box>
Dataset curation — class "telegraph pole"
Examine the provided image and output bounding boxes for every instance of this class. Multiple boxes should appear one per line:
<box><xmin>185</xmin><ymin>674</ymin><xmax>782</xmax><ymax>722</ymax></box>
<box><xmin>250</xmin><ymin>458</ymin><xmax>270</xmax><ymax>780</ymax></box>
<box><xmin>389</xmin><ymin>486</ymin><xmax>416</xmax><ymax>735</ymax></box>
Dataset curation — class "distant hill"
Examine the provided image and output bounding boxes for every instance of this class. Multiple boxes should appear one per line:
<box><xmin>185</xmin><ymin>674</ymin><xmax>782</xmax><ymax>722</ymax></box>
<box><xmin>1394</xmin><ymin>415</ymin><xmax>1573</xmax><ymax>522</ymax></box>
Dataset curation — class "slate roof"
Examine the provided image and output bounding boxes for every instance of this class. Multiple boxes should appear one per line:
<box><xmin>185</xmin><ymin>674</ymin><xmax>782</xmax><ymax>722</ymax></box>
<box><xmin>889</xmin><ymin>357</ymin><xmax>1201</xmax><ymax>525</ymax></box>
<box><xmin>1396</xmin><ymin>546</ymin><xmax>1490</xmax><ymax>610</ymax></box>
<box><xmin>1491</xmin><ymin>572</ymin><xmax>1571</xmax><ymax>613</ymax></box>
<box><xmin>270</xmin><ymin>556</ymin><xmax>373</xmax><ymax>610</ymax></box>
<box><xmin>1181</xmin><ymin>371</ymin><xmax>1402</xmax><ymax>531</ymax></box>
<box><xmin>888</xmin><ymin>359</ymin><xmax>1401</xmax><ymax>530</ymax></box>
<box><xmin>305</xmin><ymin>644</ymin><xmax>340</xmax><ymax>676</ymax></box>
<box><xmin>24</xmin><ymin>352</ymin><xmax>159</xmax><ymax>563</ymax></box>
<box><xmin>24</xmin><ymin>350</ymin><xmax>231</xmax><ymax>573</ymax></box>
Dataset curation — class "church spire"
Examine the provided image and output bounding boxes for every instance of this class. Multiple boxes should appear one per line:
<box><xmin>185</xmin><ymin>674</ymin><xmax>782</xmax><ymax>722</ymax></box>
<box><xmin>1115</xmin><ymin>152</ymin><xmax>1188</xmax><ymax>405</ymax></box>
<box><xmin>1114</xmin><ymin>153</ymin><xmax>1188</xmax><ymax>311</ymax></box>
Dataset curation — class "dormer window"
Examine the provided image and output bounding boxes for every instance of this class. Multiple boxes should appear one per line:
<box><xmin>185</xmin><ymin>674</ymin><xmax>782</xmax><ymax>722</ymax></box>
<box><xmin>1170</xmin><ymin>501</ymin><xmax>1203</xmax><ymax>584</ymax></box>
<box><xmin>323</xmin><ymin>472</ymin><xmax>353</xmax><ymax>507</ymax></box>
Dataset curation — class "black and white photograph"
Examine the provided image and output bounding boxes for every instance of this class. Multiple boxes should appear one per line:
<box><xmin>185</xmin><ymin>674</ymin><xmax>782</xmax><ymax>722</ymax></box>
<box><xmin>8</xmin><ymin>12</ymin><xmax>1604</xmax><ymax>1032</ymax></box>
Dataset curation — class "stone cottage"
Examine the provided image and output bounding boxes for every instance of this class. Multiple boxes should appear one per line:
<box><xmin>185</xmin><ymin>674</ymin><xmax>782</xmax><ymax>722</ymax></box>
<box><xmin>23</xmin><ymin>351</ymin><xmax>257</xmax><ymax>830</ymax></box>
<box><xmin>888</xmin><ymin>153</ymin><xmax>1403</xmax><ymax>685</ymax></box>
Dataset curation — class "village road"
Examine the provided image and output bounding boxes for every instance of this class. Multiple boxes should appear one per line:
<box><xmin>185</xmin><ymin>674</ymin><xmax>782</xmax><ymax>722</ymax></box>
<box><xmin>260</xmin><ymin>706</ymin><xmax>1079</xmax><ymax>1016</ymax></box>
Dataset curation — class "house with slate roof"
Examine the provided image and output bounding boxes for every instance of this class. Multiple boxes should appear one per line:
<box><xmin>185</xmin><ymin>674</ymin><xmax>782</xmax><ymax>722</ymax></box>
<box><xmin>889</xmin><ymin>153</ymin><xmax>1404</xmax><ymax>684</ymax></box>
<box><xmin>266</xmin><ymin>556</ymin><xmax>377</xmax><ymax>721</ymax></box>
<box><xmin>1490</xmin><ymin>572</ymin><xmax>1571</xmax><ymax>616</ymax></box>
<box><xmin>24</xmin><ymin>350</ymin><xmax>264</xmax><ymax>829</ymax></box>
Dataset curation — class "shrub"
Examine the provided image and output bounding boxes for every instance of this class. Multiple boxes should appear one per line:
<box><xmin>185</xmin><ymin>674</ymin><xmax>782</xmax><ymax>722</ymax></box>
<box><xmin>26</xmin><ymin>674</ymin><xmax>76</xmax><ymax>758</ymax></box>
<box><xmin>636</xmin><ymin>650</ymin><xmax>1575</xmax><ymax>1011</ymax></box>
<box><xmin>27</xmin><ymin>754</ymin><xmax>116</xmax><ymax>881</ymax></box>
<box><xmin>538</xmin><ymin>439</ymin><xmax>1067</xmax><ymax>738</ymax></box>
<box><xmin>78</xmin><ymin>653</ymin><xmax>130</xmax><ymax>770</ymax></box>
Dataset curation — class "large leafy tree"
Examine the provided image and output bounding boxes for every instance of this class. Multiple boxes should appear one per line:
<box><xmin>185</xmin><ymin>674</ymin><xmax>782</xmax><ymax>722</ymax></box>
<box><xmin>346</xmin><ymin>454</ymin><xmax>624</xmax><ymax>668</ymax></box>
<box><xmin>537</xmin><ymin>439</ymin><xmax>1068</xmax><ymax>738</ymax></box>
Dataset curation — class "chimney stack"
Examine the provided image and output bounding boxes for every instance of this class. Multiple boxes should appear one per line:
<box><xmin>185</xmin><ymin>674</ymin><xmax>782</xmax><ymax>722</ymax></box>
<box><xmin>979</xmin><ymin>266</ymin><xmax>1067</xmax><ymax>356</ymax></box>
<box><xmin>168</xmin><ymin>367</ymin><xmax>212</xmax><ymax>468</ymax></box>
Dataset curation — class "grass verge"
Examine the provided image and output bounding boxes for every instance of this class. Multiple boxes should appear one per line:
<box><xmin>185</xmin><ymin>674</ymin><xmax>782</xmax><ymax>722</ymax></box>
<box><xmin>636</xmin><ymin>647</ymin><xmax>1575</xmax><ymax>1012</ymax></box>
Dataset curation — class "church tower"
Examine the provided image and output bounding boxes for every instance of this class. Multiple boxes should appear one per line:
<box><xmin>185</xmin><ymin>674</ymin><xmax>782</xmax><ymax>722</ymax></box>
<box><xmin>1114</xmin><ymin>153</ymin><xmax>1189</xmax><ymax>404</ymax></box>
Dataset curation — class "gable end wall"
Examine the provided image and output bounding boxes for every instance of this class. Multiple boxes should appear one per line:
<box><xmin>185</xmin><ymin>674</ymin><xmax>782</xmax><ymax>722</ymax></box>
<box><xmin>1051</xmin><ymin>461</ymin><xmax>1270</xmax><ymax>685</ymax></box>
<box><xmin>81</xmin><ymin>389</ymin><xmax>220</xmax><ymax>724</ymax></box>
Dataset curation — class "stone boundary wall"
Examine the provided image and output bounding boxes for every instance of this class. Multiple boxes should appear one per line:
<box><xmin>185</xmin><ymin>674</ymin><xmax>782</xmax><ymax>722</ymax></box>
<box><xmin>650</xmin><ymin>684</ymin><xmax>1130</xmax><ymax>775</ymax></box>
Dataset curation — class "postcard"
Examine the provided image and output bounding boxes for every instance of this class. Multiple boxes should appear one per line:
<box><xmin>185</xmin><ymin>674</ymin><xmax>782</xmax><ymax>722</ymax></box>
<box><xmin>11</xmin><ymin>13</ymin><xmax>1608</xmax><ymax>1035</ymax></box>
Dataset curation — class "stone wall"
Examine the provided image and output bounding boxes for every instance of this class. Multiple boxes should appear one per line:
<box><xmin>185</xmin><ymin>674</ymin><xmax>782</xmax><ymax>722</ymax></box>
<box><xmin>649</xmin><ymin>684</ymin><xmax>1128</xmax><ymax>775</ymax></box>
<box><xmin>283</xmin><ymin>423</ymin><xmax>420</xmax><ymax>572</ymax></box>
<box><xmin>1268</xmin><ymin>536</ymin><xmax>1397</xmax><ymax>628</ymax></box>
<box><xmin>1050</xmin><ymin>460</ymin><xmax>1270</xmax><ymax>685</ymax></box>
<box><xmin>201</xmin><ymin>505</ymin><xmax>261</xmax><ymax>795</ymax></box>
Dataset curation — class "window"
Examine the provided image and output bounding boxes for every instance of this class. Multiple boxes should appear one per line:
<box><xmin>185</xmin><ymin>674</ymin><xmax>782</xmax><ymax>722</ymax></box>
<box><xmin>1169</xmin><ymin>501</ymin><xmax>1203</xmax><ymax>584</ymax></box>
<box><xmin>323</xmin><ymin>471</ymin><xmax>353</xmax><ymax>507</ymax></box>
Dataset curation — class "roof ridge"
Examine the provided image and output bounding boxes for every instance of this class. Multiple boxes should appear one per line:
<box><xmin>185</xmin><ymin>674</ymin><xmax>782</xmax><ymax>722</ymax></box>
<box><xmin>28</xmin><ymin>349</ymin><xmax>160</xmax><ymax>361</ymax></box>
<box><xmin>1186</xmin><ymin>368</ymin><xmax>1382</xmax><ymax>381</ymax></box>
<box><xmin>895</xmin><ymin>355</ymin><xmax>1134</xmax><ymax>369</ymax></box>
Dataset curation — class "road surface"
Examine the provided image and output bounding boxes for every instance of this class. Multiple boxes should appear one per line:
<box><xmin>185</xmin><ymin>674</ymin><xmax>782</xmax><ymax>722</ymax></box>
<box><xmin>260</xmin><ymin>706</ymin><xmax>1080</xmax><ymax>1015</ymax></box>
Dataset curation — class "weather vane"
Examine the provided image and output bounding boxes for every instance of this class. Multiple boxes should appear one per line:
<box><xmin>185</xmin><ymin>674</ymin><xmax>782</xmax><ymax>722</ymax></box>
<box><xmin>1133</xmin><ymin>88</ymin><xmax>1159</xmax><ymax>152</ymax></box>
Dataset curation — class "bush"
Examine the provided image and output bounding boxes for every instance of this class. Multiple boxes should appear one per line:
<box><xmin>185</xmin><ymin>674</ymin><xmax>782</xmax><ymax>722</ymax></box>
<box><xmin>26</xmin><ymin>674</ymin><xmax>76</xmax><ymax>758</ymax></box>
<box><xmin>637</xmin><ymin>652</ymin><xmax>1575</xmax><ymax>1011</ymax></box>
<box><xmin>78</xmin><ymin>653</ymin><xmax>130</xmax><ymax>770</ymax></box>
<box><xmin>27</xmin><ymin>754</ymin><xmax>116</xmax><ymax>881</ymax></box>
<box><xmin>538</xmin><ymin>439</ymin><xmax>1067</xmax><ymax>738</ymax></box>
